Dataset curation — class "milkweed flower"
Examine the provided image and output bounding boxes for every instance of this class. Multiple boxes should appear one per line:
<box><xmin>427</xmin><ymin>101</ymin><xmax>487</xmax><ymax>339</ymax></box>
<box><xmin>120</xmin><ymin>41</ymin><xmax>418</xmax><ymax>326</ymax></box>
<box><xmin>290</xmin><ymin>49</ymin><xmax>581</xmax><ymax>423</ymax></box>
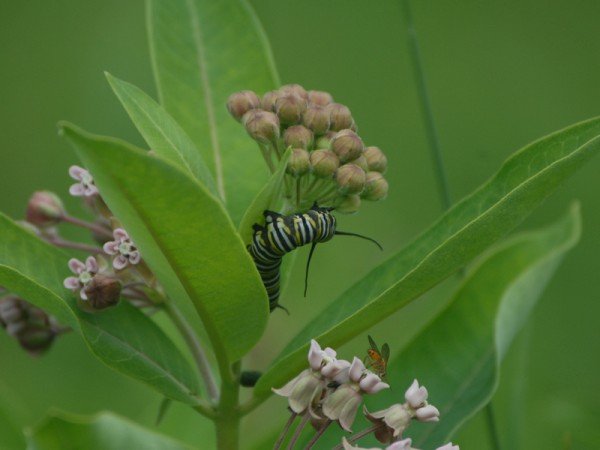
<box><xmin>364</xmin><ymin>379</ymin><xmax>440</xmax><ymax>443</ymax></box>
<box><xmin>273</xmin><ymin>339</ymin><xmax>350</xmax><ymax>415</ymax></box>
<box><xmin>342</xmin><ymin>437</ymin><xmax>458</xmax><ymax>450</ymax></box>
<box><xmin>63</xmin><ymin>256</ymin><xmax>98</xmax><ymax>300</ymax></box>
<box><xmin>322</xmin><ymin>357</ymin><xmax>389</xmax><ymax>431</ymax></box>
<box><xmin>68</xmin><ymin>165</ymin><xmax>98</xmax><ymax>197</ymax></box>
<box><xmin>103</xmin><ymin>228</ymin><xmax>141</xmax><ymax>270</ymax></box>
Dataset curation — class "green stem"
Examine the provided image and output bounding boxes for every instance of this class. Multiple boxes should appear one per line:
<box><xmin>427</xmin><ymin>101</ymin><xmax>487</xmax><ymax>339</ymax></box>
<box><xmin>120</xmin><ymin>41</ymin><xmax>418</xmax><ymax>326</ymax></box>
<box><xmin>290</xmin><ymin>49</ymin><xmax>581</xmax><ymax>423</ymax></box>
<box><xmin>215</xmin><ymin>361</ymin><xmax>241</xmax><ymax>450</ymax></box>
<box><xmin>401</xmin><ymin>0</ymin><xmax>452</xmax><ymax>210</ymax></box>
<box><xmin>485</xmin><ymin>402</ymin><xmax>502</xmax><ymax>450</ymax></box>
<box><xmin>163</xmin><ymin>300</ymin><xmax>220</xmax><ymax>402</ymax></box>
<box><xmin>286</xmin><ymin>413</ymin><xmax>310</xmax><ymax>450</ymax></box>
<box><xmin>274</xmin><ymin>412</ymin><xmax>298</xmax><ymax>450</ymax></box>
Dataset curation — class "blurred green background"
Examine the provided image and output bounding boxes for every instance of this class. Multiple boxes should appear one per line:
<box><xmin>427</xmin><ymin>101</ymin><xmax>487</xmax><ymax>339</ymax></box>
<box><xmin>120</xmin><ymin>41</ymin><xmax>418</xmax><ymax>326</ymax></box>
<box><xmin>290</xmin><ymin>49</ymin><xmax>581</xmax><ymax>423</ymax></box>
<box><xmin>1</xmin><ymin>1</ymin><xmax>599</xmax><ymax>449</ymax></box>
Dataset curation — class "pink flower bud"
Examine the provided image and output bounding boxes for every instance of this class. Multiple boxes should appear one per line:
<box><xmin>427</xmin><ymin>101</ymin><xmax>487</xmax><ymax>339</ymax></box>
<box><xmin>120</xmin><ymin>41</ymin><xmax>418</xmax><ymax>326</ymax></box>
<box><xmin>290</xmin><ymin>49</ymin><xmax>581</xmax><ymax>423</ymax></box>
<box><xmin>226</xmin><ymin>90</ymin><xmax>261</xmax><ymax>121</ymax></box>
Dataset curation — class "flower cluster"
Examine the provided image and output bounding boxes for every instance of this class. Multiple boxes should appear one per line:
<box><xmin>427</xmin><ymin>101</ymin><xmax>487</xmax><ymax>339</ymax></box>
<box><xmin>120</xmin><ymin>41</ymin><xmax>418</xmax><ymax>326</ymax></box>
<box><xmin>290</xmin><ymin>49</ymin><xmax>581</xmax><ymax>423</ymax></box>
<box><xmin>227</xmin><ymin>84</ymin><xmax>389</xmax><ymax>214</ymax></box>
<box><xmin>24</xmin><ymin>166</ymin><xmax>162</xmax><ymax>320</ymax></box>
<box><xmin>273</xmin><ymin>339</ymin><xmax>458</xmax><ymax>450</ymax></box>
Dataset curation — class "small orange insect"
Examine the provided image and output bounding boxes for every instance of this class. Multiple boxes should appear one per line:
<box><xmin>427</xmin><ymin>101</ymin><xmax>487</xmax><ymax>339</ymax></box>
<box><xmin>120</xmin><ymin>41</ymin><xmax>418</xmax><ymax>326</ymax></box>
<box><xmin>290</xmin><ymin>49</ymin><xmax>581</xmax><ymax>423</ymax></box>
<box><xmin>365</xmin><ymin>335</ymin><xmax>390</xmax><ymax>381</ymax></box>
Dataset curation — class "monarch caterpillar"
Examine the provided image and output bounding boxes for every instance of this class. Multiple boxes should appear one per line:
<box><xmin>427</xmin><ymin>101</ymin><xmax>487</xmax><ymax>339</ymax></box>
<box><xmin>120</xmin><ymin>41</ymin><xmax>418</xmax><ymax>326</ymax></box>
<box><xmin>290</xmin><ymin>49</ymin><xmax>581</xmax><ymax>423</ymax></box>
<box><xmin>365</xmin><ymin>335</ymin><xmax>390</xmax><ymax>381</ymax></box>
<box><xmin>247</xmin><ymin>204</ymin><xmax>382</xmax><ymax>312</ymax></box>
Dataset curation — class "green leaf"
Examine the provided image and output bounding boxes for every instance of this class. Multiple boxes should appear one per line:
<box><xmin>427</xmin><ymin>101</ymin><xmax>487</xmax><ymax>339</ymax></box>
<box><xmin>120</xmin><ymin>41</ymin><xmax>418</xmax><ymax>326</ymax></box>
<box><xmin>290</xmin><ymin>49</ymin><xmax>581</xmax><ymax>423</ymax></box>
<box><xmin>105</xmin><ymin>72</ymin><xmax>218</xmax><ymax>196</ymax></box>
<box><xmin>0</xmin><ymin>214</ymin><xmax>202</xmax><ymax>405</ymax></box>
<box><xmin>26</xmin><ymin>411</ymin><xmax>196</xmax><ymax>450</ymax></box>
<box><xmin>253</xmin><ymin>116</ymin><xmax>600</xmax><ymax>399</ymax></box>
<box><xmin>395</xmin><ymin>203</ymin><xmax>582</xmax><ymax>447</ymax></box>
<box><xmin>59</xmin><ymin>122</ymin><xmax>268</xmax><ymax>365</ymax></box>
<box><xmin>147</xmin><ymin>0</ymin><xmax>279</xmax><ymax>225</ymax></box>
<box><xmin>238</xmin><ymin>148</ymin><xmax>291</xmax><ymax>245</ymax></box>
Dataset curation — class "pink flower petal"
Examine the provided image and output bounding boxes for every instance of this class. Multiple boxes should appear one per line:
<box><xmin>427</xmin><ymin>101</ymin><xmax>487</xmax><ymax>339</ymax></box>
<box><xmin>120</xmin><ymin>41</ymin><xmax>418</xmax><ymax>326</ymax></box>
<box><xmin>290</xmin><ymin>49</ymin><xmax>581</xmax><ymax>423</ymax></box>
<box><xmin>112</xmin><ymin>255</ymin><xmax>129</xmax><ymax>270</ymax></box>
<box><xmin>85</xmin><ymin>256</ymin><xmax>98</xmax><ymax>273</ymax></box>
<box><xmin>405</xmin><ymin>379</ymin><xmax>428</xmax><ymax>408</ymax></box>
<box><xmin>68</xmin><ymin>258</ymin><xmax>86</xmax><ymax>274</ymax></box>
<box><xmin>348</xmin><ymin>357</ymin><xmax>366</xmax><ymax>382</ymax></box>
<box><xmin>69</xmin><ymin>183</ymin><xmax>85</xmax><ymax>196</ymax></box>
<box><xmin>63</xmin><ymin>276</ymin><xmax>81</xmax><ymax>289</ymax></box>
<box><xmin>415</xmin><ymin>404</ymin><xmax>440</xmax><ymax>422</ymax></box>
<box><xmin>308</xmin><ymin>339</ymin><xmax>324</xmax><ymax>370</ymax></box>
<box><xmin>80</xmin><ymin>288</ymin><xmax>89</xmax><ymax>300</ymax></box>
<box><xmin>128</xmin><ymin>251</ymin><xmax>141</xmax><ymax>265</ymax></box>
<box><xmin>69</xmin><ymin>165</ymin><xmax>86</xmax><ymax>180</ymax></box>
<box><xmin>359</xmin><ymin>372</ymin><xmax>389</xmax><ymax>394</ymax></box>
<box><xmin>113</xmin><ymin>228</ymin><xmax>129</xmax><ymax>241</ymax></box>
<box><xmin>103</xmin><ymin>241</ymin><xmax>119</xmax><ymax>255</ymax></box>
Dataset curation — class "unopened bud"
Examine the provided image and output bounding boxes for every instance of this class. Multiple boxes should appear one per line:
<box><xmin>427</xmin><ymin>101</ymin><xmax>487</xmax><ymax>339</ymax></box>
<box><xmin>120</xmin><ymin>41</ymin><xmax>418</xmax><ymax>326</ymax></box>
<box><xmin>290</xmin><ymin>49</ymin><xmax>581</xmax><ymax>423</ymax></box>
<box><xmin>25</xmin><ymin>191</ymin><xmax>65</xmax><ymax>228</ymax></box>
<box><xmin>334</xmin><ymin>195</ymin><xmax>361</xmax><ymax>214</ymax></box>
<box><xmin>226</xmin><ymin>90</ymin><xmax>261</xmax><ymax>121</ymax></box>
<box><xmin>280</xmin><ymin>84</ymin><xmax>308</xmax><ymax>100</ymax></box>
<box><xmin>335</xmin><ymin>164</ymin><xmax>366</xmax><ymax>195</ymax></box>
<box><xmin>330</xmin><ymin>130</ymin><xmax>364</xmax><ymax>163</ymax></box>
<box><xmin>303</xmin><ymin>105</ymin><xmax>330</xmax><ymax>135</ymax></box>
<box><xmin>315</xmin><ymin>131</ymin><xmax>336</xmax><ymax>150</ymax></box>
<box><xmin>81</xmin><ymin>275</ymin><xmax>122</xmax><ymax>311</ymax></box>
<box><xmin>347</xmin><ymin>154</ymin><xmax>369</xmax><ymax>172</ymax></box>
<box><xmin>262</xmin><ymin>90</ymin><xmax>281</xmax><ymax>112</ymax></box>
<box><xmin>275</xmin><ymin>94</ymin><xmax>307</xmax><ymax>126</ymax></box>
<box><xmin>286</xmin><ymin>148</ymin><xmax>311</xmax><ymax>177</ymax></box>
<box><xmin>283</xmin><ymin>125</ymin><xmax>314</xmax><ymax>150</ymax></box>
<box><xmin>310</xmin><ymin>149</ymin><xmax>340</xmax><ymax>178</ymax></box>
<box><xmin>0</xmin><ymin>295</ymin><xmax>56</xmax><ymax>355</ymax></box>
<box><xmin>364</xmin><ymin>146</ymin><xmax>388</xmax><ymax>173</ymax></box>
<box><xmin>361</xmin><ymin>172</ymin><xmax>388</xmax><ymax>201</ymax></box>
<box><xmin>308</xmin><ymin>90</ymin><xmax>333</xmax><ymax>106</ymax></box>
<box><xmin>327</xmin><ymin>103</ymin><xmax>354</xmax><ymax>131</ymax></box>
<box><xmin>243</xmin><ymin>110</ymin><xmax>280</xmax><ymax>144</ymax></box>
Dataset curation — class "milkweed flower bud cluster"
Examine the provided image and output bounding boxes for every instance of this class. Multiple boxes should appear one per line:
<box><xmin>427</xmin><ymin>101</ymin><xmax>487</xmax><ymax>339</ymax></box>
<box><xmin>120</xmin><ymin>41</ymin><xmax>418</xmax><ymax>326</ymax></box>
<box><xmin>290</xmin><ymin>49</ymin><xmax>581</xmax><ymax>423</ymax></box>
<box><xmin>227</xmin><ymin>84</ymin><xmax>389</xmax><ymax>214</ymax></box>
<box><xmin>272</xmin><ymin>340</ymin><xmax>457</xmax><ymax>450</ymax></box>
<box><xmin>4</xmin><ymin>162</ymin><xmax>169</xmax><ymax>354</ymax></box>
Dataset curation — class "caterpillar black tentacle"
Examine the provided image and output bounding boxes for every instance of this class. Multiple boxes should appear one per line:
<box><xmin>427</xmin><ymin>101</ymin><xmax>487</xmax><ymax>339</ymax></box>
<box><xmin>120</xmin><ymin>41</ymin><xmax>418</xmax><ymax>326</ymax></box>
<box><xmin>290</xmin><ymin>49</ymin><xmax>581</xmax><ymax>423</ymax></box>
<box><xmin>247</xmin><ymin>204</ymin><xmax>382</xmax><ymax>312</ymax></box>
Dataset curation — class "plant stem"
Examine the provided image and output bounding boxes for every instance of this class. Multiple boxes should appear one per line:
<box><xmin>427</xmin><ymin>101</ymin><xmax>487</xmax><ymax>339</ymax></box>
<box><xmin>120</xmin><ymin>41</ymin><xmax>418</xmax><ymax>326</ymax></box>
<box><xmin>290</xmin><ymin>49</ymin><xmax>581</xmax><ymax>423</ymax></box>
<box><xmin>274</xmin><ymin>412</ymin><xmax>298</xmax><ymax>450</ymax></box>
<box><xmin>286</xmin><ymin>413</ymin><xmax>310</xmax><ymax>450</ymax></box>
<box><xmin>303</xmin><ymin>420</ymin><xmax>331</xmax><ymax>450</ymax></box>
<box><xmin>44</xmin><ymin>236</ymin><xmax>104</xmax><ymax>254</ymax></box>
<box><xmin>215</xmin><ymin>361</ymin><xmax>241</xmax><ymax>450</ymax></box>
<box><xmin>485</xmin><ymin>402</ymin><xmax>502</xmax><ymax>450</ymax></box>
<box><xmin>163</xmin><ymin>299</ymin><xmax>220</xmax><ymax>402</ymax></box>
<box><xmin>61</xmin><ymin>213</ymin><xmax>114</xmax><ymax>238</ymax></box>
<box><xmin>331</xmin><ymin>424</ymin><xmax>382</xmax><ymax>450</ymax></box>
<box><xmin>401</xmin><ymin>0</ymin><xmax>452</xmax><ymax>211</ymax></box>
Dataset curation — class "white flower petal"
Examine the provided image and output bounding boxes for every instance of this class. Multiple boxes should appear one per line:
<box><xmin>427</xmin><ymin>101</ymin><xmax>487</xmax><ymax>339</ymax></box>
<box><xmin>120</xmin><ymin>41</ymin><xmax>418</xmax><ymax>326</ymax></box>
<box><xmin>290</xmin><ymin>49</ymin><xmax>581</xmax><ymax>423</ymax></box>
<box><xmin>85</xmin><ymin>256</ymin><xmax>98</xmax><ymax>273</ymax></box>
<box><xmin>113</xmin><ymin>228</ymin><xmax>129</xmax><ymax>241</ymax></box>
<box><xmin>348</xmin><ymin>357</ymin><xmax>366</xmax><ymax>382</ymax></box>
<box><xmin>103</xmin><ymin>241</ymin><xmax>119</xmax><ymax>255</ymax></box>
<box><xmin>129</xmin><ymin>251</ymin><xmax>141</xmax><ymax>265</ymax></box>
<box><xmin>415</xmin><ymin>404</ymin><xmax>440</xmax><ymax>422</ymax></box>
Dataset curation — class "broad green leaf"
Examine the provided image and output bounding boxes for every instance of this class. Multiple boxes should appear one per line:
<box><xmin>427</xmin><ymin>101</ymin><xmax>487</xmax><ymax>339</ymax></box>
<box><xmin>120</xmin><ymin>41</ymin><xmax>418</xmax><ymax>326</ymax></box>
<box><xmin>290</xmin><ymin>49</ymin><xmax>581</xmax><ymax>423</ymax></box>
<box><xmin>305</xmin><ymin>203</ymin><xmax>582</xmax><ymax>450</ymax></box>
<box><xmin>253</xmin><ymin>117</ymin><xmax>600</xmax><ymax>399</ymax></box>
<box><xmin>147</xmin><ymin>0</ymin><xmax>279</xmax><ymax>225</ymax></box>
<box><xmin>238</xmin><ymin>148</ymin><xmax>291</xmax><ymax>245</ymax></box>
<box><xmin>59</xmin><ymin>123</ymin><xmax>268</xmax><ymax>365</ymax></box>
<box><xmin>26</xmin><ymin>411</ymin><xmax>196</xmax><ymax>450</ymax></box>
<box><xmin>105</xmin><ymin>72</ymin><xmax>218</xmax><ymax>196</ymax></box>
<box><xmin>0</xmin><ymin>379</ymin><xmax>27</xmax><ymax>450</ymax></box>
<box><xmin>0</xmin><ymin>215</ymin><xmax>203</xmax><ymax>405</ymax></box>
<box><xmin>394</xmin><ymin>203</ymin><xmax>581</xmax><ymax>447</ymax></box>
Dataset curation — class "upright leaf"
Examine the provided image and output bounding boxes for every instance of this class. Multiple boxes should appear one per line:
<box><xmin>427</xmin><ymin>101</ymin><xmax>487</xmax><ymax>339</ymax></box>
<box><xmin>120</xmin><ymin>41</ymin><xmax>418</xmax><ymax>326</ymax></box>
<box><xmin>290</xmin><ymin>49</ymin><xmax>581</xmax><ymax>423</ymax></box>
<box><xmin>147</xmin><ymin>0</ymin><xmax>280</xmax><ymax>224</ymax></box>
<box><xmin>0</xmin><ymin>215</ymin><xmax>202</xmax><ymax>405</ymax></box>
<box><xmin>106</xmin><ymin>72</ymin><xmax>218</xmax><ymax>196</ymax></box>
<box><xmin>26</xmin><ymin>411</ymin><xmax>196</xmax><ymax>450</ymax></box>
<box><xmin>253</xmin><ymin>117</ymin><xmax>600</xmax><ymax>399</ymax></box>
<box><xmin>60</xmin><ymin>123</ymin><xmax>268</xmax><ymax>366</ymax></box>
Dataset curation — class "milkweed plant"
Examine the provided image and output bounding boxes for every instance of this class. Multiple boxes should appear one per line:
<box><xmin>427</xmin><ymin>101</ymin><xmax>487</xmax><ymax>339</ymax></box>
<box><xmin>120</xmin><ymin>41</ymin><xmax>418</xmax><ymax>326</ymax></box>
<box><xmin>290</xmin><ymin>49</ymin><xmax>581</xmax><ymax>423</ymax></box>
<box><xmin>2</xmin><ymin>1</ymin><xmax>600</xmax><ymax>450</ymax></box>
